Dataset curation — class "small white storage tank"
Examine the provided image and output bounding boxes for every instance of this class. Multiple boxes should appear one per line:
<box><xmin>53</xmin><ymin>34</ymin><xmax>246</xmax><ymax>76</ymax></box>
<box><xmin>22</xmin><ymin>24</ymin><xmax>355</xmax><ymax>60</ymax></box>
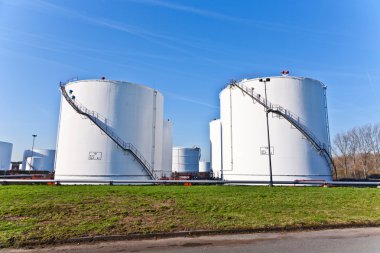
<box><xmin>172</xmin><ymin>147</ymin><xmax>200</xmax><ymax>173</ymax></box>
<box><xmin>22</xmin><ymin>149</ymin><xmax>56</xmax><ymax>171</ymax></box>
<box><xmin>199</xmin><ymin>161</ymin><xmax>211</xmax><ymax>173</ymax></box>
<box><xmin>55</xmin><ymin>79</ymin><xmax>171</xmax><ymax>181</ymax></box>
<box><xmin>211</xmin><ymin>76</ymin><xmax>332</xmax><ymax>182</ymax></box>
<box><xmin>0</xmin><ymin>141</ymin><xmax>12</xmax><ymax>170</ymax></box>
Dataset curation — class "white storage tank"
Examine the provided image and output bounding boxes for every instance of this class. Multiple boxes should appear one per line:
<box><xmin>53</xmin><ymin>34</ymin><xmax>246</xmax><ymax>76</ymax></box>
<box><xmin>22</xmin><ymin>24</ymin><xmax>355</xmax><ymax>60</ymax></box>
<box><xmin>211</xmin><ymin>76</ymin><xmax>332</xmax><ymax>182</ymax></box>
<box><xmin>22</xmin><ymin>149</ymin><xmax>56</xmax><ymax>171</ymax></box>
<box><xmin>172</xmin><ymin>147</ymin><xmax>200</xmax><ymax>173</ymax></box>
<box><xmin>55</xmin><ymin>79</ymin><xmax>171</xmax><ymax>181</ymax></box>
<box><xmin>0</xmin><ymin>141</ymin><xmax>12</xmax><ymax>170</ymax></box>
<box><xmin>199</xmin><ymin>161</ymin><xmax>211</xmax><ymax>173</ymax></box>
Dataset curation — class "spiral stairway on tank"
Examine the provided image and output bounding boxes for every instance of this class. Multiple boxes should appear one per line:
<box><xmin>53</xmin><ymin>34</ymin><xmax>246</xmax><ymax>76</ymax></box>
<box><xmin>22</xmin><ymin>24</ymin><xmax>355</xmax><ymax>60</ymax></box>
<box><xmin>59</xmin><ymin>83</ymin><xmax>157</xmax><ymax>180</ymax></box>
<box><xmin>229</xmin><ymin>80</ymin><xmax>335</xmax><ymax>174</ymax></box>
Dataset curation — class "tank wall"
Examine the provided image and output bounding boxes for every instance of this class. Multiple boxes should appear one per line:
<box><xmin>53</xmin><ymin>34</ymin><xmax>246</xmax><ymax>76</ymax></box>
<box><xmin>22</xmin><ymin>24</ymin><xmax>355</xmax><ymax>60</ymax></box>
<box><xmin>172</xmin><ymin>147</ymin><xmax>200</xmax><ymax>173</ymax></box>
<box><xmin>0</xmin><ymin>141</ymin><xmax>12</xmax><ymax>170</ymax></box>
<box><xmin>199</xmin><ymin>161</ymin><xmax>211</xmax><ymax>173</ymax></box>
<box><xmin>240</xmin><ymin>77</ymin><xmax>330</xmax><ymax>146</ymax></box>
<box><xmin>55</xmin><ymin>80</ymin><xmax>164</xmax><ymax>181</ymax></box>
<box><xmin>209</xmin><ymin>119</ymin><xmax>222</xmax><ymax>178</ymax></box>
<box><xmin>153</xmin><ymin>92</ymin><xmax>164</xmax><ymax>175</ymax></box>
<box><xmin>220</xmin><ymin>76</ymin><xmax>331</xmax><ymax>181</ymax></box>
<box><xmin>161</xmin><ymin>119</ymin><xmax>173</xmax><ymax>178</ymax></box>
<box><xmin>220</xmin><ymin>85</ymin><xmax>268</xmax><ymax>178</ymax></box>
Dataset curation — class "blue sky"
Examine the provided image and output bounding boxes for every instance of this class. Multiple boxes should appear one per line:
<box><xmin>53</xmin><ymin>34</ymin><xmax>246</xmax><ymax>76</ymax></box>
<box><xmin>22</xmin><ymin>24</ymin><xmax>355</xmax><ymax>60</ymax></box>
<box><xmin>0</xmin><ymin>0</ymin><xmax>379</xmax><ymax>161</ymax></box>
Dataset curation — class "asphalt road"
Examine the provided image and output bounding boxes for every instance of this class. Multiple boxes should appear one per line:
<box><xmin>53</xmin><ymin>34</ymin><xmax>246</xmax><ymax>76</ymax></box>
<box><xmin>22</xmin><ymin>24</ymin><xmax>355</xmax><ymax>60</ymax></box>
<box><xmin>4</xmin><ymin>227</ymin><xmax>380</xmax><ymax>253</ymax></box>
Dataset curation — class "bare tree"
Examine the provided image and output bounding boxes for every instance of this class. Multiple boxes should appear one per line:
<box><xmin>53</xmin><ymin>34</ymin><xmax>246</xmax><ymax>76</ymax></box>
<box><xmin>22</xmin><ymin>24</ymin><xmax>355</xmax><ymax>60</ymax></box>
<box><xmin>357</xmin><ymin>125</ymin><xmax>373</xmax><ymax>179</ymax></box>
<box><xmin>333</xmin><ymin>133</ymin><xmax>350</xmax><ymax>177</ymax></box>
<box><xmin>347</xmin><ymin>128</ymin><xmax>359</xmax><ymax>178</ymax></box>
<box><xmin>369</xmin><ymin>124</ymin><xmax>380</xmax><ymax>173</ymax></box>
<box><xmin>333</xmin><ymin>123</ymin><xmax>380</xmax><ymax>180</ymax></box>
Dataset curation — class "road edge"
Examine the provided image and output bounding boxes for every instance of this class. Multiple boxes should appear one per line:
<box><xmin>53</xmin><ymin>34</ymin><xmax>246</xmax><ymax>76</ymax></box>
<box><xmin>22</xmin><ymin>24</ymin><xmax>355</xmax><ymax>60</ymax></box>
<box><xmin>11</xmin><ymin>222</ymin><xmax>380</xmax><ymax>249</ymax></box>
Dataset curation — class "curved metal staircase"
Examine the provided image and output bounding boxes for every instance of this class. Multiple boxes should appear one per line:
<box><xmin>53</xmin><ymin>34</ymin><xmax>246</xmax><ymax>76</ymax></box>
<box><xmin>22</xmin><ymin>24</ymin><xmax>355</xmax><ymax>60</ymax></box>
<box><xmin>59</xmin><ymin>83</ymin><xmax>157</xmax><ymax>180</ymax></box>
<box><xmin>229</xmin><ymin>80</ymin><xmax>335</xmax><ymax>173</ymax></box>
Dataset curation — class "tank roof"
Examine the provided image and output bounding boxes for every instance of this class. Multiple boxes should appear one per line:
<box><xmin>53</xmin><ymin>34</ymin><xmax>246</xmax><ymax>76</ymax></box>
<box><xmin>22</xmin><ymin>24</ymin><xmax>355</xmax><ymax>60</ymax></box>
<box><xmin>173</xmin><ymin>146</ymin><xmax>200</xmax><ymax>150</ymax></box>
<box><xmin>240</xmin><ymin>76</ymin><xmax>326</xmax><ymax>86</ymax></box>
<box><xmin>0</xmin><ymin>141</ymin><xmax>12</xmax><ymax>145</ymax></box>
<box><xmin>64</xmin><ymin>79</ymin><xmax>162</xmax><ymax>95</ymax></box>
<box><xmin>220</xmin><ymin>75</ymin><xmax>327</xmax><ymax>96</ymax></box>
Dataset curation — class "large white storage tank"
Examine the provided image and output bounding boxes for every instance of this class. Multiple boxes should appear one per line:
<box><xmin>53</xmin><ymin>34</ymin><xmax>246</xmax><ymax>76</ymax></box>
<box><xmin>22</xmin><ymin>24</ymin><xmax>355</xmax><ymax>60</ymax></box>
<box><xmin>211</xmin><ymin>76</ymin><xmax>332</xmax><ymax>182</ymax></box>
<box><xmin>172</xmin><ymin>147</ymin><xmax>200</xmax><ymax>173</ymax></box>
<box><xmin>22</xmin><ymin>149</ymin><xmax>56</xmax><ymax>171</ymax></box>
<box><xmin>55</xmin><ymin>79</ymin><xmax>171</xmax><ymax>181</ymax></box>
<box><xmin>0</xmin><ymin>141</ymin><xmax>12</xmax><ymax>170</ymax></box>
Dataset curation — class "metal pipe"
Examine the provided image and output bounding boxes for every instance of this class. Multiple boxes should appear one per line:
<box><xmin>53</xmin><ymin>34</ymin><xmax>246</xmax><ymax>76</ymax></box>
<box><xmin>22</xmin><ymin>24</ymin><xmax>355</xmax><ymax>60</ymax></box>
<box><xmin>265</xmin><ymin>110</ymin><xmax>273</xmax><ymax>186</ymax></box>
<box><xmin>29</xmin><ymin>134</ymin><xmax>37</xmax><ymax>170</ymax></box>
<box><xmin>0</xmin><ymin>179</ymin><xmax>380</xmax><ymax>186</ymax></box>
<box><xmin>260</xmin><ymin>78</ymin><xmax>273</xmax><ymax>187</ymax></box>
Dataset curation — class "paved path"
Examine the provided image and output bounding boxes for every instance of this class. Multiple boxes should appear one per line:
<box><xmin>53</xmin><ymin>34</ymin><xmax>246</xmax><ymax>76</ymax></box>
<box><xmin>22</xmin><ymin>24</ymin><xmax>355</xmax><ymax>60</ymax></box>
<box><xmin>4</xmin><ymin>227</ymin><xmax>380</xmax><ymax>253</ymax></box>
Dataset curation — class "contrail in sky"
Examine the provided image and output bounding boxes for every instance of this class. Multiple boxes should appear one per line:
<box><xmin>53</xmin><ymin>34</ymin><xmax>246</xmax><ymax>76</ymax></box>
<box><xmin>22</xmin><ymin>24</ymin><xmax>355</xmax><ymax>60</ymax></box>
<box><xmin>164</xmin><ymin>91</ymin><xmax>218</xmax><ymax>109</ymax></box>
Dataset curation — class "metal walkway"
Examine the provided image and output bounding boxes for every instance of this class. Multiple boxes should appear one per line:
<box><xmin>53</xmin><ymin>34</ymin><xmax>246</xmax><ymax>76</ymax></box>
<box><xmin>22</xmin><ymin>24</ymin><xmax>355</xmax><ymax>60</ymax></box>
<box><xmin>59</xmin><ymin>83</ymin><xmax>157</xmax><ymax>180</ymax></box>
<box><xmin>229</xmin><ymin>80</ymin><xmax>335</xmax><ymax>173</ymax></box>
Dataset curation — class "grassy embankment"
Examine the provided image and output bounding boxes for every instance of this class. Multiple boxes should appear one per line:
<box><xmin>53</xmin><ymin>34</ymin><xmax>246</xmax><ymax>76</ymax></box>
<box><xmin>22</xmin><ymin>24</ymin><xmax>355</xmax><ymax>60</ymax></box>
<box><xmin>1</xmin><ymin>185</ymin><xmax>380</xmax><ymax>248</ymax></box>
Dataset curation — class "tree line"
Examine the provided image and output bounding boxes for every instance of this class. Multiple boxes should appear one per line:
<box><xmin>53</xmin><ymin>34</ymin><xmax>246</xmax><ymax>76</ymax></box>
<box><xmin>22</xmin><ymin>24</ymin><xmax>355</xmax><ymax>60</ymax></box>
<box><xmin>333</xmin><ymin>123</ymin><xmax>380</xmax><ymax>180</ymax></box>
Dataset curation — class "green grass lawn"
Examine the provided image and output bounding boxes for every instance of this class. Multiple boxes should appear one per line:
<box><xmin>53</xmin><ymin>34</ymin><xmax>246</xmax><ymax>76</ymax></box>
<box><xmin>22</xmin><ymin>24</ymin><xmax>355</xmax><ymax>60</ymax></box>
<box><xmin>1</xmin><ymin>185</ymin><xmax>380</xmax><ymax>248</ymax></box>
